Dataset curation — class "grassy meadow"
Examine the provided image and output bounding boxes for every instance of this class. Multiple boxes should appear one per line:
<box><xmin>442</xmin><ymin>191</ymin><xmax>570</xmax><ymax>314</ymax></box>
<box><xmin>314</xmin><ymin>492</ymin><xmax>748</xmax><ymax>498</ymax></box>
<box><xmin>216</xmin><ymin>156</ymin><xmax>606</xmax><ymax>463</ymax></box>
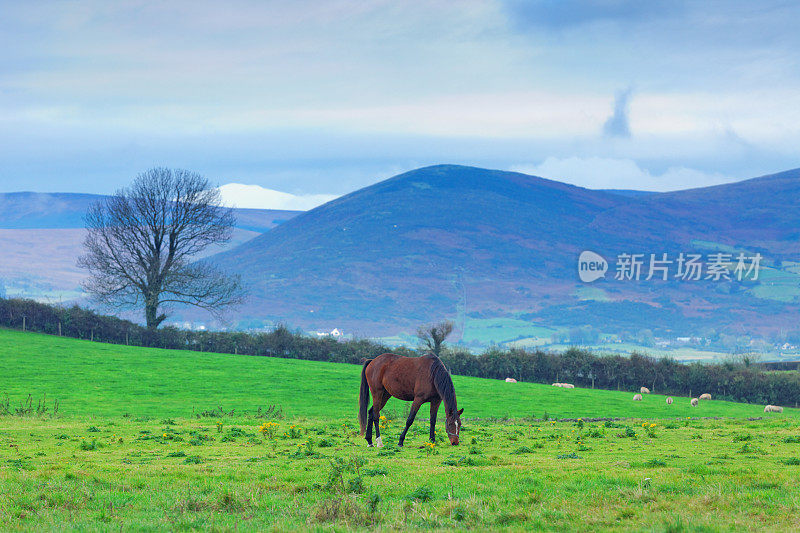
<box><xmin>2</xmin><ymin>328</ymin><xmax>800</xmax><ymax>531</ymax></box>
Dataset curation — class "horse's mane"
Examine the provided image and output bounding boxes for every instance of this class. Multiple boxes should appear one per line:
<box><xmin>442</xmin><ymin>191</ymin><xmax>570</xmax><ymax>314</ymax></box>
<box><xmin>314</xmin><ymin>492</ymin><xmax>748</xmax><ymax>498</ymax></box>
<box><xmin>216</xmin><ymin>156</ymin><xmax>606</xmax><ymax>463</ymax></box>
<box><xmin>427</xmin><ymin>354</ymin><xmax>458</xmax><ymax>413</ymax></box>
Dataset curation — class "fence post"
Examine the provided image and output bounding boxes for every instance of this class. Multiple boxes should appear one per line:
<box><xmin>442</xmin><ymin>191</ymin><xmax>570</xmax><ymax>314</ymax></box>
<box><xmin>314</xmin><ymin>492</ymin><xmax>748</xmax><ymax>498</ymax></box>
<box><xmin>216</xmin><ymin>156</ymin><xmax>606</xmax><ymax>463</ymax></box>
<box><xmin>22</xmin><ymin>316</ymin><xmax>26</xmax><ymax>331</ymax></box>
<box><xmin>58</xmin><ymin>322</ymin><xmax>62</xmax><ymax>336</ymax></box>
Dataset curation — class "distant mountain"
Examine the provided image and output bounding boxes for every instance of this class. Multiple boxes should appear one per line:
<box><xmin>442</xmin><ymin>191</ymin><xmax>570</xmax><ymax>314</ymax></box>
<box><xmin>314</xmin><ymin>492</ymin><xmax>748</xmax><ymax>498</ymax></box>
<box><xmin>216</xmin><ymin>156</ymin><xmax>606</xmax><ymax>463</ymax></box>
<box><xmin>210</xmin><ymin>165</ymin><xmax>800</xmax><ymax>337</ymax></box>
<box><xmin>0</xmin><ymin>192</ymin><xmax>301</xmax><ymax>301</ymax></box>
<box><xmin>599</xmin><ymin>189</ymin><xmax>655</xmax><ymax>198</ymax></box>
<box><xmin>0</xmin><ymin>192</ymin><xmax>300</xmax><ymax>232</ymax></box>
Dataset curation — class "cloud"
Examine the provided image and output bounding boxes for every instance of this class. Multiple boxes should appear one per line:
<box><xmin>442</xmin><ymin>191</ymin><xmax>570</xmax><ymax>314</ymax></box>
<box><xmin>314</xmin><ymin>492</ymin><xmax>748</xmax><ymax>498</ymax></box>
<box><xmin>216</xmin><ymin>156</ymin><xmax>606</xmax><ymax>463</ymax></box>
<box><xmin>603</xmin><ymin>88</ymin><xmax>632</xmax><ymax>138</ymax></box>
<box><xmin>1</xmin><ymin>1</ymin><xmax>800</xmax><ymax>193</ymax></box>
<box><xmin>218</xmin><ymin>183</ymin><xmax>338</xmax><ymax>211</ymax></box>
<box><xmin>511</xmin><ymin>157</ymin><xmax>731</xmax><ymax>191</ymax></box>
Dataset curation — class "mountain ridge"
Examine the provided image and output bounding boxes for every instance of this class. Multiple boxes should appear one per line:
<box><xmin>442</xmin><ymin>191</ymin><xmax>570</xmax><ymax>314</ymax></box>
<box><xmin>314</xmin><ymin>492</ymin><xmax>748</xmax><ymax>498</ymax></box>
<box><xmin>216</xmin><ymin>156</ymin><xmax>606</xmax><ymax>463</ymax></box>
<box><xmin>209</xmin><ymin>164</ymin><xmax>800</xmax><ymax>336</ymax></box>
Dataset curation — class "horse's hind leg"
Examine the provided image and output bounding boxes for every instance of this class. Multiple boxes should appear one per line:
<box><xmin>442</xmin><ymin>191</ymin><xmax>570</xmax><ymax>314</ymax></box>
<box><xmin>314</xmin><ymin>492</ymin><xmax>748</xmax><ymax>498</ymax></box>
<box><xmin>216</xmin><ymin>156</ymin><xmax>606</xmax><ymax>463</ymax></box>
<box><xmin>365</xmin><ymin>392</ymin><xmax>376</xmax><ymax>447</ymax></box>
<box><xmin>371</xmin><ymin>390</ymin><xmax>390</xmax><ymax>448</ymax></box>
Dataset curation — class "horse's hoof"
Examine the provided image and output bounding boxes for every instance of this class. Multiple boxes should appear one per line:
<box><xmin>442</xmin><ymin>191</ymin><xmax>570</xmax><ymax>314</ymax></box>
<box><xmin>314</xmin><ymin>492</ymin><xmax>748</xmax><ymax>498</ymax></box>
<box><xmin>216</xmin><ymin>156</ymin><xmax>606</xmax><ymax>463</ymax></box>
<box><xmin>367</xmin><ymin>443</ymin><xmax>374</xmax><ymax>447</ymax></box>
<box><xmin>376</xmin><ymin>436</ymin><xmax>383</xmax><ymax>448</ymax></box>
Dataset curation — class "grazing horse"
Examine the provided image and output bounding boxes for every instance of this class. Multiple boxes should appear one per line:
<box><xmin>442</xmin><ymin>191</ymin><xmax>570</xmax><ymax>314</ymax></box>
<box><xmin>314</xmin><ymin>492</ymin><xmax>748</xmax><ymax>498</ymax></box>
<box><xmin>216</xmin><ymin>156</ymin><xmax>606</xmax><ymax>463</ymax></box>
<box><xmin>359</xmin><ymin>353</ymin><xmax>463</xmax><ymax>447</ymax></box>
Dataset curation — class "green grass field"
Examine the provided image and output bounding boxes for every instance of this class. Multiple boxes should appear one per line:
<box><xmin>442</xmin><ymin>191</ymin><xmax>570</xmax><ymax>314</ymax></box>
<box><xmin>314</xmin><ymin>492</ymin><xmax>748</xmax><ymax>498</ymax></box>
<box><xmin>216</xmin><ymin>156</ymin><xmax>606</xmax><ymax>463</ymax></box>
<box><xmin>2</xmin><ymin>329</ymin><xmax>800</xmax><ymax>531</ymax></box>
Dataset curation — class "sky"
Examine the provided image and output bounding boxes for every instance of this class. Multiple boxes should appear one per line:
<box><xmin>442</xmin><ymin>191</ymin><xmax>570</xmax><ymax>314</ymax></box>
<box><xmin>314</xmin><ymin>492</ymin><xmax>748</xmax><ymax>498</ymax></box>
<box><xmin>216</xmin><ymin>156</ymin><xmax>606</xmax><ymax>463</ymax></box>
<box><xmin>1</xmin><ymin>0</ymin><xmax>799</xmax><ymax>206</ymax></box>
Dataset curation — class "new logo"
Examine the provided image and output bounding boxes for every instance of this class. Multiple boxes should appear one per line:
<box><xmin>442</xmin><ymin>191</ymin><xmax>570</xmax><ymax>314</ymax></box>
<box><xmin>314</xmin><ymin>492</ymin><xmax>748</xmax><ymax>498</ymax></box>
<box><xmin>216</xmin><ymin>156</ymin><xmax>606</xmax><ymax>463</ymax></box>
<box><xmin>578</xmin><ymin>251</ymin><xmax>608</xmax><ymax>282</ymax></box>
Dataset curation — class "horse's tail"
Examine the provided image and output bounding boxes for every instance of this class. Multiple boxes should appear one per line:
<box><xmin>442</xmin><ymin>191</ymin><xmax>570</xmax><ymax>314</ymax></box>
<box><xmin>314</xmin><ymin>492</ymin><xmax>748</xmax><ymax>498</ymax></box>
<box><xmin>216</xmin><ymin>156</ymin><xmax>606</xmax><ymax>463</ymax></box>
<box><xmin>359</xmin><ymin>359</ymin><xmax>373</xmax><ymax>435</ymax></box>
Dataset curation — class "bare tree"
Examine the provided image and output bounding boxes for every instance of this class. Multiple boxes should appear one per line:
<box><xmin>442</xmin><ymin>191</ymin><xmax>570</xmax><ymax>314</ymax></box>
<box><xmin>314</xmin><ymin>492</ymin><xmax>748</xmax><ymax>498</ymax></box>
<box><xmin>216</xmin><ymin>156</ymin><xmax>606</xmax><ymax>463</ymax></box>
<box><xmin>416</xmin><ymin>320</ymin><xmax>454</xmax><ymax>356</ymax></box>
<box><xmin>78</xmin><ymin>168</ymin><xmax>244</xmax><ymax>330</ymax></box>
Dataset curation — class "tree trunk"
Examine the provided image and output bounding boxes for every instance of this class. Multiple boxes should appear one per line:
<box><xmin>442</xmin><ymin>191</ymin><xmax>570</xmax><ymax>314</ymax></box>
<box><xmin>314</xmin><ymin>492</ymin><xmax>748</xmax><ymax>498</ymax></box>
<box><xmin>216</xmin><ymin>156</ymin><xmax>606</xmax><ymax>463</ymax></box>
<box><xmin>145</xmin><ymin>296</ymin><xmax>166</xmax><ymax>330</ymax></box>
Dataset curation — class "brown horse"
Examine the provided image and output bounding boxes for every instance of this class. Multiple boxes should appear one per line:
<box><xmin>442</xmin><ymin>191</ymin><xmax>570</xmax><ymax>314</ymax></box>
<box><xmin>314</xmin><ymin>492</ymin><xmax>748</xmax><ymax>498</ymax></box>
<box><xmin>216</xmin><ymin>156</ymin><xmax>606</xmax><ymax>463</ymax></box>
<box><xmin>359</xmin><ymin>352</ymin><xmax>463</xmax><ymax>447</ymax></box>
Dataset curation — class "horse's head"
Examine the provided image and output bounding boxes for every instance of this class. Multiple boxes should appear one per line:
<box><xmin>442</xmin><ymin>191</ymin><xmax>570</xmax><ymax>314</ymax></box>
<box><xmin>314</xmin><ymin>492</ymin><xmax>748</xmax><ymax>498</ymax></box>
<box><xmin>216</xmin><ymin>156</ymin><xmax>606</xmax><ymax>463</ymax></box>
<box><xmin>445</xmin><ymin>408</ymin><xmax>464</xmax><ymax>445</ymax></box>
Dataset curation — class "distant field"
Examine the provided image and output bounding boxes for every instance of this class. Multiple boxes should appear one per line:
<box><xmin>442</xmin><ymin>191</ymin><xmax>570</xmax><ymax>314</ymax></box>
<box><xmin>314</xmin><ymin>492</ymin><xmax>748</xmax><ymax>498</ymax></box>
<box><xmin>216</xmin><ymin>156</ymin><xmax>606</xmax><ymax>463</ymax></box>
<box><xmin>461</xmin><ymin>318</ymin><xmax>556</xmax><ymax>346</ymax></box>
<box><xmin>2</xmin><ymin>329</ymin><xmax>799</xmax><ymax>531</ymax></box>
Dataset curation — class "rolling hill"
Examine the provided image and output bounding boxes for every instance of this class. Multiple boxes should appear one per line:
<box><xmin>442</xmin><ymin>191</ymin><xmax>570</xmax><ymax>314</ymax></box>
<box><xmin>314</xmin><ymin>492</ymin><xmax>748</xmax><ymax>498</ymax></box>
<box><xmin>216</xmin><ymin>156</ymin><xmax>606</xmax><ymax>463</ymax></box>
<box><xmin>0</xmin><ymin>328</ymin><xmax>782</xmax><ymax>419</ymax></box>
<box><xmin>210</xmin><ymin>164</ymin><xmax>800</xmax><ymax>338</ymax></box>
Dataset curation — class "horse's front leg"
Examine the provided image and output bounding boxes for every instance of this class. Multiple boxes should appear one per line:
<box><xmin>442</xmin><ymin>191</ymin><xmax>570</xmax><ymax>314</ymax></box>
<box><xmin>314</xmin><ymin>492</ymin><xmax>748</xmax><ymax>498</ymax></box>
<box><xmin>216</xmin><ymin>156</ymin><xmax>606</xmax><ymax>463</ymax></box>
<box><xmin>398</xmin><ymin>398</ymin><xmax>424</xmax><ymax>447</ymax></box>
<box><xmin>429</xmin><ymin>400</ymin><xmax>441</xmax><ymax>443</ymax></box>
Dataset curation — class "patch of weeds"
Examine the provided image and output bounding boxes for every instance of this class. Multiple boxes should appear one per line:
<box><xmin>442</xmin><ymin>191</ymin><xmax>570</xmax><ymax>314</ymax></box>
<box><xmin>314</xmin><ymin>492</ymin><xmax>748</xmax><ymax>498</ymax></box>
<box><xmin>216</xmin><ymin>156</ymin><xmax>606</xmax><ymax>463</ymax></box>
<box><xmin>377</xmin><ymin>446</ymin><xmax>399</xmax><ymax>457</ymax></box>
<box><xmin>451</xmin><ymin>504</ymin><xmax>468</xmax><ymax>522</ymax></box>
<box><xmin>183</xmin><ymin>455</ymin><xmax>203</xmax><ymax>464</ymax></box>
<box><xmin>511</xmin><ymin>446</ymin><xmax>534</xmax><ymax>454</ymax></box>
<box><xmin>363</xmin><ymin>466</ymin><xmax>389</xmax><ymax>477</ymax></box>
<box><xmin>325</xmin><ymin>456</ymin><xmax>368</xmax><ymax>495</ymax></box>
<box><xmin>166</xmin><ymin>451</ymin><xmax>187</xmax><ymax>458</ymax></box>
<box><xmin>617</xmin><ymin>508</ymin><xmax>636</xmax><ymax>520</ymax></box>
<box><xmin>347</xmin><ymin>477</ymin><xmax>365</xmax><ymax>494</ymax></box>
<box><xmin>781</xmin><ymin>457</ymin><xmax>800</xmax><ymax>465</ymax></box>
<box><xmin>188</xmin><ymin>432</ymin><xmax>214</xmax><ymax>446</ymax></box>
<box><xmin>408</xmin><ymin>485</ymin><xmax>434</xmax><ymax>502</ymax></box>
<box><xmin>194</xmin><ymin>406</ymin><xmax>235</xmax><ymax>418</ymax></box>
<box><xmin>617</xmin><ymin>428</ymin><xmax>637</xmax><ymax>439</ymax></box>
<box><xmin>6</xmin><ymin>459</ymin><xmax>34</xmax><ymax>471</ymax></box>
<box><xmin>313</xmin><ymin>496</ymin><xmax>368</xmax><ymax>524</ymax></box>
<box><xmin>737</xmin><ymin>443</ymin><xmax>766</xmax><ymax>455</ymax></box>
<box><xmin>217</xmin><ymin>492</ymin><xmax>247</xmax><ymax>513</ymax></box>
<box><xmin>557</xmin><ymin>452</ymin><xmax>581</xmax><ymax>460</ymax></box>
<box><xmin>87</xmin><ymin>426</ymin><xmax>101</xmax><ymax>433</ymax></box>
<box><xmin>496</xmin><ymin>511</ymin><xmax>528</xmax><ymax>525</ymax></box>
<box><xmin>318</xmin><ymin>438</ymin><xmax>335</xmax><ymax>448</ymax></box>
<box><xmin>367</xmin><ymin>493</ymin><xmax>381</xmax><ymax>513</ymax></box>
<box><xmin>732</xmin><ymin>434</ymin><xmax>751</xmax><ymax>442</ymax></box>
<box><xmin>255</xmin><ymin>405</ymin><xmax>284</xmax><ymax>420</ymax></box>
<box><xmin>643</xmin><ymin>458</ymin><xmax>667</xmax><ymax>467</ymax></box>
<box><xmin>161</xmin><ymin>418</ymin><xmax>176</xmax><ymax>425</ymax></box>
<box><xmin>783</xmin><ymin>436</ymin><xmax>800</xmax><ymax>443</ymax></box>
<box><xmin>79</xmin><ymin>439</ymin><xmax>100</xmax><ymax>451</ymax></box>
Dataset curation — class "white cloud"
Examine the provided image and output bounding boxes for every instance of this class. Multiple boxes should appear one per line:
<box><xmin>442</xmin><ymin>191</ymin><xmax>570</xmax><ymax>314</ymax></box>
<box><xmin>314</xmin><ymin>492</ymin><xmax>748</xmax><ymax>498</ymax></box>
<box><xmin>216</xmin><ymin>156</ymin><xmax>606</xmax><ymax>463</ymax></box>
<box><xmin>511</xmin><ymin>157</ymin><xmax>732</xmax><ymax>192</ymax></box>
<box><xmin>218</xmin><ymin>183</ymin><xmax>338</xmax><ymax>210</ymax></box>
